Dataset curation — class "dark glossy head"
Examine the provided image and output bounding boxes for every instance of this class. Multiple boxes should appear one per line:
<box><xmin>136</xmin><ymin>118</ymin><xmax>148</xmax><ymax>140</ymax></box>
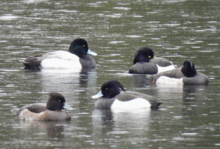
<box><xmin>68</xmin><ymin>38</ymin><xmax>89</xmax><ymax>58</ymax></box>
<box><xmin>133</xmin><ymin>47</ymin><xmax>154</xmax><ymax>64</ymax></box>
<box><xmin>101</xmin><ymin>80</ymin><xmax>126</xmax><ymax>98</ymax></box>
<box><xmin>181</xmin><ymin>60</ymin><xmax>197</xmax><ymax>77</ymax></box>
<box><xmin>46</xmin><ymin>92</ymin><xmax>66</xmax><ymax>111</ymax></box>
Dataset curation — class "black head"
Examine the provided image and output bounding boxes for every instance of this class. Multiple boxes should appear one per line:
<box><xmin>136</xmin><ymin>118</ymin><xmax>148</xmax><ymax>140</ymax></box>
<box><xmin>181</xmin><ymin>60</ymin><xmax>197</xmax><ymax>77</ymax></box>
<box><xmin>68</xmin><ymin>38</ymin><xmax>89</xmax><ymax>58</ymax></box>
<box><xmin>101</xmin><ymin>80</ymin><xmax>125</xmax><ymax>98</ymax></box>
<box><xmin>133</xmin><ymin>47</ymin><xmax>154</xmax><ymax>64</ymax></box>
<box><xmin>46</xmin><ymin>92</ymin><xmax>66</xmax><ymax>111</ymax></box>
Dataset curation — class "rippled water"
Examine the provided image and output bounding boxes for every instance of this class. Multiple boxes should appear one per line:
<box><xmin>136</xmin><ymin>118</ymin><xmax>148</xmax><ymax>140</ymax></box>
<box><xmin>0</xmin><ymin>0</ymin><xmax>220</xmax><ymax>148</ymax></box>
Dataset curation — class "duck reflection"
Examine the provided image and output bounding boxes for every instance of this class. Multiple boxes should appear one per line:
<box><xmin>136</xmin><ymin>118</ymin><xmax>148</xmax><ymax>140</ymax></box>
<box><xmin>131</xmin><ymin>74</ymin><xmax>148</xmax><ymax>87</ymax></box>
<box><xmin>79</xmin><ymin>68</ymin><xmax>97</xmax><ymax>88</ymax></box>
<box><xmin>16</xmin><ymin>120</ymin><xmax>70</xmax><ymax>139</ymax></box>
<box><xmin>183</xmin><ymin>85</ymin><xmax>208</xmax><ymax>103</ymax></box>
<box><xmin>92</xmin><ymin>108</ymin><xmax>151</xmax><ymax>135</ymax></box>
<box><xmin>40</xmin><ymin>68</ymin><xmax>97</xmax><ymax>93</ymax></box>
<box><xmin>183</xmin><ymin>85</ymin><xmax>208</xmax><ymax>94</ymax></box>
<box><xmin>150</xmin><ymin>81</ymin><xmax>208</xmax><ymax>101</ymax></box>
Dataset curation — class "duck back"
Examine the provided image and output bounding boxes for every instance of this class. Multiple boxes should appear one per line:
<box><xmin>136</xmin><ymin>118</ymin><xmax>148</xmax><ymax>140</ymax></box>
<box><xmin>183</xmin><ymin>72</ymin><xmax>209</xmax><ymax>85</ymax></box>
<box><xmin>129</xmin><ymin>62</ymin><xmax>158</xmax><ymax>74</ymax></box>
<box><xmin>150</xmin><ymin>57</ymin><xmax>172</xmax><ymax>67</ymax></box>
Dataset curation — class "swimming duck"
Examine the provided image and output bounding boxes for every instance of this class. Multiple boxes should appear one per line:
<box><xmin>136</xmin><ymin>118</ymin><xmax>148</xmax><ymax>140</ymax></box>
<box><xmin>129</xmin><ymin>47</ymin><xmax>175</xmax><ymax>74</ymax></box>
<box><xmin>91</xmin><ymin>80</ymin><xmax>161</xmax><ymax>109</ymax></box>
<box><xmin>12</xmin><ymin>92</ymin><xmax>73</xmax><ymax>121</ymax></box>
<box><xmin>149</xmin><ymin>60</ymin><xmax>209</xmax><ymax>85</ymax></box>
<box><xmin>20</xmin><ymin>38</ymin><xmax>97</xmax><ymax>69</ymax></box>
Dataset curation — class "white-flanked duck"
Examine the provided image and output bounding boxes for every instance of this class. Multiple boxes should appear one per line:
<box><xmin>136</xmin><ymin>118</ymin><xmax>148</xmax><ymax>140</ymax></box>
<box><xmin>92</xmin><ymin>80</ymin><xmax>161</xmax><ymax>109</ymax></box>
<box><xmin>149</xmin><ymin>60</ymin><xmax>209</xmax><ymax>85</ymax></box>
<box><xmin>129</xmin><ymin>47</ymin><xmax>175</xmax><ymax>74</ymax></box>
<box><xmin>20</xmin><ymin>38</ymin><xmax>97</xmax><ymax>70</ymax></box>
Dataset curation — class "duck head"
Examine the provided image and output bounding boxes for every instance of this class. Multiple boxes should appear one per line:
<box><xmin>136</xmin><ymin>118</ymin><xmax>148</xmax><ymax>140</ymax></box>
<box><xmin>46</xmin><ymin>92</ymin><xmax>73</xmax><ymax>111</ymax></box>
<box><xmin>92</xmin><ymin>80</ymin><xmax>126</xmax><ymax>99</ymax></box>
<box><xmin>68</xmin><ymin>38</ymin><xmax>97</xmax><ymax>58</ymax></box>
<box><xmin>181</xmin><ymin>60</ymin><xmax>197</xmax><ymax>77</ymax></box>
<box><xmin>133</xmin><ymin>47</ymin><xmax>154</xmax><ymax>64</ymax></box>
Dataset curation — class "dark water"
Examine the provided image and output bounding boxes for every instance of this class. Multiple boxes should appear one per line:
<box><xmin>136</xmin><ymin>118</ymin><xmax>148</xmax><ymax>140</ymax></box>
<box><xmin>0</xmin><ymin>0</ymin><xmax>220</xmax><ymax>148</ymax></box>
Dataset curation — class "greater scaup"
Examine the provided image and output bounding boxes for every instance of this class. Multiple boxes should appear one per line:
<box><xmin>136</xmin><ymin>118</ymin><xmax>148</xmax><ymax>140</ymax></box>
<box><xmin>149</xmin><ymin>60</ymin><xmax>209</xmax><ymax>85</ymax></box>
<box><xmin>12</xmin><ymin>92</ymin><xmax>73</xmax><ymax>121</ymax></box>
<box><xmin>91</xmin><ymin>80</ymin><xmax>161</xmax><ymax>109</ymax></box>
<box><xmin>20</xmin><ymin>38</ymin><xmax>97</xmax><ymax>69</ymax></box>
<box><xmin>129</xmin><ymin>47</ymin><xmax>175</xmax><ymax>74</ymax></box>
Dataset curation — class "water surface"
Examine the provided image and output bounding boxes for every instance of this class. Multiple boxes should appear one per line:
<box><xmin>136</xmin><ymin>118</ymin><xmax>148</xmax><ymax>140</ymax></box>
<box><xmin>0</xmin><ymin>0</ymin><xmax>220</xmax><ymax>148</ymax></box>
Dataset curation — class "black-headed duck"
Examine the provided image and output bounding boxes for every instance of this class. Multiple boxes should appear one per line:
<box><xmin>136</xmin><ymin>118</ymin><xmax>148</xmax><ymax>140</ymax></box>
<box><xmin>149</xmin><ymin>60</ymin><xmax>209</xmax><ymax>85</ymax></box>
<box><xmin>92</xmin><ymin>80</ymin><xmax>161</xmax><ymax>109</ymax></box>
<box><xmin>129</xmin><ymin>47</ymin><xmax>175</xmax><ymax>74</ymax></box>
<box><xmin>12</xmin><ymin>92</ymin><xmax>73</xmax><ymax>121</ymax></box>
<box><xmin>20</xmin><ymin>38</ymin><xmax>97</xmax><ymax>70</ymax></box>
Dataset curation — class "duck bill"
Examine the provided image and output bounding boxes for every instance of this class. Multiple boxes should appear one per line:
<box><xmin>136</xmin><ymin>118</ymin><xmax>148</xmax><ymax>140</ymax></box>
<box><xmin>63</xmin><ymin>103</ymin><xmax>74</xmax><ymax>110</ymax></box>
<box><xmin>87</xmin><ymin>49</ymin><xmax>97</xmax><ymax>56</ymax></box>
<box><xmin>91</xmin><ymin>91</ymin><xmax>103</xmax><ymax>99</ymax></box>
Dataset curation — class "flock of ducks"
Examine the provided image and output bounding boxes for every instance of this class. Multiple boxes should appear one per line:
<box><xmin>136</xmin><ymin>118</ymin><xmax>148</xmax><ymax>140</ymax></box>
<box><xmin>12</xmin><ymin>38</ymin><xmax>209</xmax><ymax>121</ymax></box>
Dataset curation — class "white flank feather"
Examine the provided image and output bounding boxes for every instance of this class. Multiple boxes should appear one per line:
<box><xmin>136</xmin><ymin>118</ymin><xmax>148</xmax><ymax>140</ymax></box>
<box><xmin>111</xmin><ymin>98</ymin><xmax>151</xmax><ymax>109</ymax></box>
<box><xmin>157</xmin><ymin>64</ymin><xmax>175</xmax><ymax>73</ymax></box>
<box><xmin>41</xmin><ymin>51</ymin><xmax>82</xmax><ymax>69</ymax></box>
<box><xmin>156</xmin><ymin>76</ymin><xmax>183</xmax><ymax>85</ymax></box>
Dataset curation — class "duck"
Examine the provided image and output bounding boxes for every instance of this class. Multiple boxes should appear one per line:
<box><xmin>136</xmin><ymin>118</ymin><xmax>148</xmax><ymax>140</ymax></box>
<box><xmin>129</xmin><ymin>47</ymin><xmax>175</xmax><ymax>74</ymax></box>
<box><xmin>149</xmin><ymin>60</ymin><xmax>209</xmax><ymax>85</ymax></box>
<box><xmin>20</xmin><ymin>38</ymin><xmax>97</xmax><ymax>69</ymax></box>
<box><xmin>12</xmin><ymin>92</ymin><xmax>73</xmax><ymax>121</ymax></box>
<box><xmin>91</xmin><ymin>80</ymin><xmax>161</xmax><ymax>109</ymax></box>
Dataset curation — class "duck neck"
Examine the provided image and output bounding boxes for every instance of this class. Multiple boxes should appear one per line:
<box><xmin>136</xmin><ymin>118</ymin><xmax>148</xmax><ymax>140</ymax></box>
<box><xmin>133</xmin><ymin>54</ymin><xmax>150</xmax><ymax>64</ymax></box>
<box><xmin>68</xmin><ymin>46</ymin><xmax>87</xmax><ymax>58</ymax></box>
<box><xmin>103</xmin><ymin>90</ymin><xmax>120</xmax><ymax>98</ymax></box>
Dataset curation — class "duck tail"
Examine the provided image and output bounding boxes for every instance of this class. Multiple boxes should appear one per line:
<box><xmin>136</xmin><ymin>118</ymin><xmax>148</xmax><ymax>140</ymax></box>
<box><xmin>150</xmin><ymin>99</ymin><xmax>162</xmax><ymax>109</ymax></box>
<box><xmin>19</xmin><ymin>56</ymin><xmax>41</xmax><ymax>69</ymax></box>
<box><xmin>11</xmin><ymin>108</ymin><xmax>20</xmax><ymax>115</ymax></box>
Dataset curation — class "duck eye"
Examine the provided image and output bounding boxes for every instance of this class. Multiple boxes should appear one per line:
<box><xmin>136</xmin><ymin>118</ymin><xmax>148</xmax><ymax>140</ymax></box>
<box><xmin>83</xmin><ymin>45</ymin><xmax>85</xmax><ymax>47</ymax></box>
<box><xmin>59</xmin><ymin>100</ymin><xmax>61</xmax><ymax>102</ymax></box>
<box><xmin>105</xmin><ymin>88</ymin><xmax>108</xmax><ymax>90</ymax></box>
<box><xmin>148</xmin><ymin>56</ymin><xmax>151</xmax><ymax>58</ymax></box>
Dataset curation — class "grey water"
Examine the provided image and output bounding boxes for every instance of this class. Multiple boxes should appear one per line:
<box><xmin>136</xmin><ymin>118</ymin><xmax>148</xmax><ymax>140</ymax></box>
<box><xmin>0</xmin><ymin>0</ymin><xmax>220</xmax><ymax>148</ymax></box>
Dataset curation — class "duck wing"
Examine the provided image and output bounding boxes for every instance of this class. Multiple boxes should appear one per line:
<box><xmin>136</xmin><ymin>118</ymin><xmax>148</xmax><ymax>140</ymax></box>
<box><xmin>149</xmin><ymin>67</ymin><xmax>184</xmax><ymax>83</ymax></box>
<box><xmin>116</xmin><ymin>91</ymin><xmax>161</xmax><ymax>108</ymax></box>
<box><xmin>150</xmin><ymin>57</ymin><xmax>172</xmax><ymax>67</ymax></box>
<box><xmin>129</xmin><ymin>62</ymin><xmax>158</xmax><ymax>74</ymax></box>
<box><xmin>15</xmin><ymin>103</ymin><xmax>46</xmax><ymax>115</ymax></box>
